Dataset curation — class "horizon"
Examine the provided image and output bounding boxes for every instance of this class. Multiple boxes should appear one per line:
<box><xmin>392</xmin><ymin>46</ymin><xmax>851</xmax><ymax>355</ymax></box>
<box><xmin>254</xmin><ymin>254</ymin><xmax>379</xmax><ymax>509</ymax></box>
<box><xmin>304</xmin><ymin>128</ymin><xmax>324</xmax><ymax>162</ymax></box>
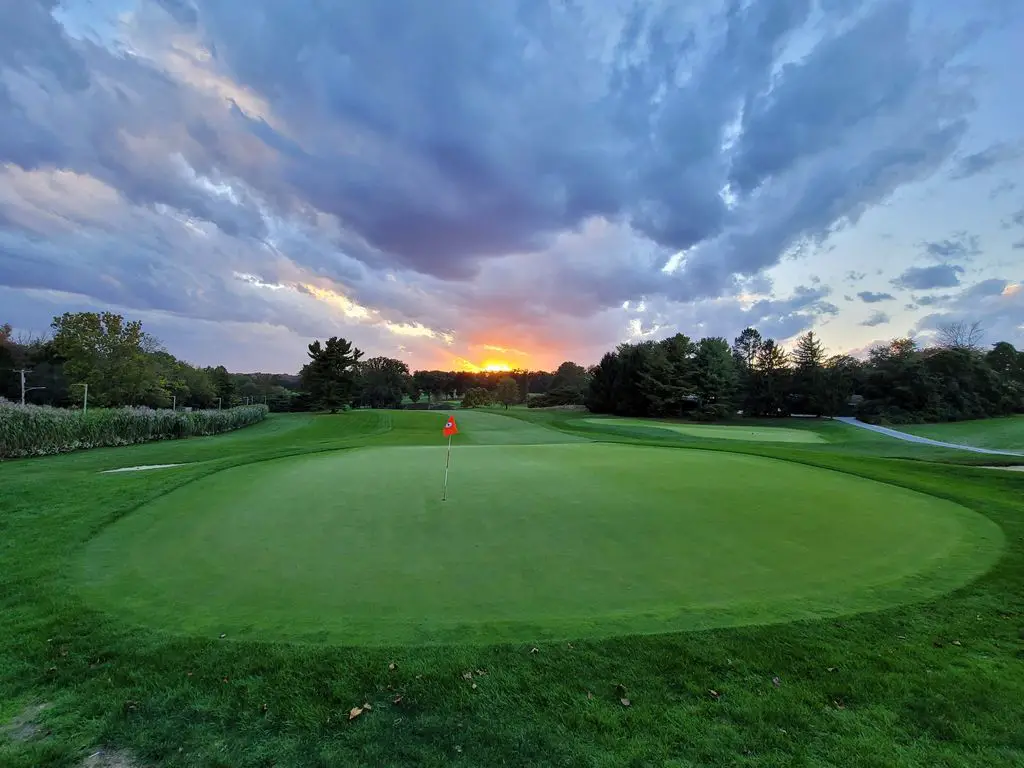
<box><xmin>2</xmin><ymin>1</ymin><xmax>1023</xmax><ymax>373</ymax></box>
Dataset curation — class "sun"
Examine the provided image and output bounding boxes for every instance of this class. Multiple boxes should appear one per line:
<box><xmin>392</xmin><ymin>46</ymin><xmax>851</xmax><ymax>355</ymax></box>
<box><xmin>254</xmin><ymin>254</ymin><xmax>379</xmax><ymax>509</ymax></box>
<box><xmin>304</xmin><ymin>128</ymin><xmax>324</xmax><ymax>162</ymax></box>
<box><xmin>480</xmin><ymin>360</ymin><xmax>512</xmax><ymax>372</ymax></box>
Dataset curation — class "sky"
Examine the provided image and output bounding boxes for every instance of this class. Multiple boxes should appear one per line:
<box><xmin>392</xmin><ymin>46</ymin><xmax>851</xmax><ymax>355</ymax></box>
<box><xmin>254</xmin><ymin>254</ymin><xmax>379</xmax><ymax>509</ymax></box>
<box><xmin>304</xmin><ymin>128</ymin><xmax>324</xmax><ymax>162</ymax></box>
<box><xmin>1</xmin><ymin>0</ymin><xmax>1022</xmax><ymax>374</ymax></box>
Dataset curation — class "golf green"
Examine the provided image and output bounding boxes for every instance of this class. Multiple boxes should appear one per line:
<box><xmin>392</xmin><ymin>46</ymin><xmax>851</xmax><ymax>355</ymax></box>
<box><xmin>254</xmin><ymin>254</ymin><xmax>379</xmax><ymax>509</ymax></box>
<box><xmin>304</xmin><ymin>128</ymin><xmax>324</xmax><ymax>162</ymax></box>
<box><xmin>577</xmin><ymin>418</ymin><xmax>827</xmax><ymax>443</ymax></box>
<box><xmin>78</xmin><ymin>444</ymin><xmax>1001</xmax><ymax>645</ymax></box>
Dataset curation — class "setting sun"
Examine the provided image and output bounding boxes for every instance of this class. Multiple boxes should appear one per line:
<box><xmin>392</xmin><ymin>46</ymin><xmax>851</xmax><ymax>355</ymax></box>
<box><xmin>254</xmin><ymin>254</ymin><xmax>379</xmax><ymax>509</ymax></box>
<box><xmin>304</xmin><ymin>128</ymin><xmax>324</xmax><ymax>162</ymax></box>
<box><xmin>481</xmin><ymin>361</ymin><xmax>512</xmax><ymax>372</ymax></box>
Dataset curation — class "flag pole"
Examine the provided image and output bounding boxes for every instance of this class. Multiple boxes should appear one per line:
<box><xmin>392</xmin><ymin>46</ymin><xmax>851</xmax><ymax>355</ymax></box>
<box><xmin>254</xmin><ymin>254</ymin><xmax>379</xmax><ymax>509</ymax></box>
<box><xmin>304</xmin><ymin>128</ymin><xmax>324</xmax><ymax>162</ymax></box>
<box><xmin>442</xmin><ymin>432</ymin><xmax>453</xmax><ymax>501</ymax></box>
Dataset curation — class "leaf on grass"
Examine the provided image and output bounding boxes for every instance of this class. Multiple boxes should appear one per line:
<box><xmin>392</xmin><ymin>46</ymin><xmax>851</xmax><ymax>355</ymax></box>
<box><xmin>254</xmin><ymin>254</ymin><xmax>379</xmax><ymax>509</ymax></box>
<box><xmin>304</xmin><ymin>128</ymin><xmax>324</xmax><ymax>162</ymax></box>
<box><xmin>587</xmin><ymin>691</ymin><xmax>593</xmax><ymax>700</ymax></box>
<box><xmin>567</xmin><ymin>643</ymin><xmax>574</xmax><ymax>650</ymax></box>
<box><xmin>392</xmin><ymin>695</ymin><xmax>403</xmax><ymax>705</ymax></box>
<box><xmin>772</xmin><ymin>677</ymin><xmax>781</xmax><ymax>688</ymax></box>
<box><xmin>708</xmin><ymin>690</ymin><xmax>720</xmax><ymax>700</ymax></box>
<box><xmin>462</xmin><ymin>671</ymin><xmax>473</xmax><ymax>680</ymax></box>
<box><xmin>222</xmin><ymin>677</ymin><xmax>229</xmax><ymax>684</ymax></box>
<box><xmin>826</xmin><ymin>667</ymin><xmax>837</xmax><ymax>673</ymax></box>
<box><xmin>261</xmin><ymin>703</ymin><xmax>268</xmax><ymax>713</ymax></box>
<box><xmin>530</xmin><ymin>647</ymin><xmax>539</xmax><ymax>654</ymax></box>
<box><xmin>834</xmin><ymin>698</ymin><xmax>846</xmax><ymax>710</ymax></box>
<box><xmin>388</xmin><ymin>662</ymin><xmax>397</xmax><ymax>671</ymax></box>
<box><xmin>219</xmin><ymin>633</ymin><xmax>226</xmax><ymax>639</ymax></box>
<box><xmin>474</xmin><ymin>669</ymin><xmax>488</xmax><ymax>676</ymax></box>
<box><xmin>471</xmin><ymin>683</ymin><xmax>478</xmax><ymax>690</ymax></box>
<box><xmin>363</xmin><ymin>703</ymin><xmax>373</xmax><ymax>711</ymax></box>
<box><xmin>620</xmin><ymin>698</ymin><xmax>631</xmax><ymax>707</ymax></box>
<box><xmin>349</xmin><ymin>707</ymin><xmax>363</xmax><ymax>720</ymax></box>
<box><xmin>952</xmin><ymin>640</ymin><xmax>962</xmax><ymax>646</ymax></box>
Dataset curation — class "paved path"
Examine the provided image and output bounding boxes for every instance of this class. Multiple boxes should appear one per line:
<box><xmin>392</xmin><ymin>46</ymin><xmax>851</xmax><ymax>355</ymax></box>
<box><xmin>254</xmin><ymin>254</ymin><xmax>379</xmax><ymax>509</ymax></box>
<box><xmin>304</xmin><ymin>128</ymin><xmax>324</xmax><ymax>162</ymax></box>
<box><xmin>834</xmin><ymin>417</ymin><xmax>1024</xmax><ymax>456</ymax></box>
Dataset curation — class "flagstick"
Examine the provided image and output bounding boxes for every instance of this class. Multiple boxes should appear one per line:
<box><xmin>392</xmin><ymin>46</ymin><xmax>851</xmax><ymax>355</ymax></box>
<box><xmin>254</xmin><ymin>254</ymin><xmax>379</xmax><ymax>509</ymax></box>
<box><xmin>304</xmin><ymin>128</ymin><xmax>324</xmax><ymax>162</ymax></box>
<box><xmin>442</xmin><ymin>433</ymin><xmax>453</xmax><ymax>501</ymax></box>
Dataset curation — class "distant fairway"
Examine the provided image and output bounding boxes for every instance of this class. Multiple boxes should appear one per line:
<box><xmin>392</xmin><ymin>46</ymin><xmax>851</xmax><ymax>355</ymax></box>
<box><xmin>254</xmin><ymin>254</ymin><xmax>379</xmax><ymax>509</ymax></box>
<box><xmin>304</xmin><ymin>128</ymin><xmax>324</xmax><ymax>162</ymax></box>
<box><xmin>79</xmin><ymin>440</ymin><xmax>998</xmax><ymax>645</ymax></box>
<box><xmin>892</xmin><ymin>416</ymin><xmax>1024</xmax><ymax>452</ymax></box>
<box><xmin>577</xmin><ymin>417</ymin><xmax>827</xmax><ymax>443</ymax></box>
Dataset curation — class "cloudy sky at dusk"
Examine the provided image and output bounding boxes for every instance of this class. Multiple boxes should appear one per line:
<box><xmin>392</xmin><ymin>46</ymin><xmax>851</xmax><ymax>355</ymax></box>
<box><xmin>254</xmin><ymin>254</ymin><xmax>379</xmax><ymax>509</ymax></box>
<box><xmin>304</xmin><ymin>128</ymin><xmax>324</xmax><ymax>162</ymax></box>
<box><xmin>1</xmin><ymin>0</ymin><xmax>1022</xmax><ymax>373</ymax></box>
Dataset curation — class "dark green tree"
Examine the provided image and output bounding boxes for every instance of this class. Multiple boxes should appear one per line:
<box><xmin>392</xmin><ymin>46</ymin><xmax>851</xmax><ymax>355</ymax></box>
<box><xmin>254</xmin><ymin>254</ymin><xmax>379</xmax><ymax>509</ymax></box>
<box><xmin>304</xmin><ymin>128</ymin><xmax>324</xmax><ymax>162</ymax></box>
<box><xmin>300</xmin><ymin>336</ymin><xmax>364</xmax><ymax>413</ymax></box>
<box><xmin>356</xmin><ymin>356</ymin><xmax>411</xmax><ymax>408</ymax></box>
<box><xmin>495</xmin><ymin>376</ymin><xmax>520</xmax><ymax>409</ymax></box>
<box><xmin>693</xmin><ymin>337</ymin><xmax>738</xmax><ymax>419</ymax></box>
<box><xmin>748</xmin><ymin>339</ymin><xmax>790</xmax><ymax>416</ymax></box>
<box><xmin>791</xmin><ymin>331</ymin><xmax>828</xmax><ymax>416</ymax></box>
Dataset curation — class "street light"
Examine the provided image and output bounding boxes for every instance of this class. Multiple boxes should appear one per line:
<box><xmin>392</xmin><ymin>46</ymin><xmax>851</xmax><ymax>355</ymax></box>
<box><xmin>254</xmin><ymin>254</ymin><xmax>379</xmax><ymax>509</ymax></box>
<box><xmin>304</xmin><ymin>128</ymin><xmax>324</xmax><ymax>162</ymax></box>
<box><xmin>72</xmin><ymin>382</ymin><xmax>88</xmax><ymax>415</ymax></box>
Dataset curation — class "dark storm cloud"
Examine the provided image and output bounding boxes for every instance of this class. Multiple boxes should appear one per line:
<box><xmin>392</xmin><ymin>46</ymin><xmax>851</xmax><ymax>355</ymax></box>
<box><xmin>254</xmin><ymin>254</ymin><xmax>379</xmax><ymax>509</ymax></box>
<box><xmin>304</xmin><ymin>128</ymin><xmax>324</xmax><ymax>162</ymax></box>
<box><xmin>892</xmin><ymin>264</ymin><xmax>965</xmax><ymax>290</ymax></box>
<box><xmin>0</xmin><ymin>0</ymin><xmax>1007</xmax><ymax>361</ymax></box>
<box><xmin>949</xmin><ymin>142</ymin><xmax>1022</xmax><ymax>180</ymax></box>
<box><xmin>857</xmin><ymin>291</ymin><xmax>896</xmax><ymax>303</ymax></box>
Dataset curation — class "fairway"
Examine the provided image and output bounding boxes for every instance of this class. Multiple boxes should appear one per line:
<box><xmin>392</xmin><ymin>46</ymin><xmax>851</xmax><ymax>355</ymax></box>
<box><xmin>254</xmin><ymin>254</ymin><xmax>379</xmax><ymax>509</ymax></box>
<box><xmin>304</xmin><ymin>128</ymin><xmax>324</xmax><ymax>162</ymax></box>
<box><xmin>578</xmin><ymin>417</ymin><xmax>827</xmax><ymax>443</ymax></box>
<box><xmin>78</xmin><ymin>442</ymin><xmax>999</xmax><ymax>645</ymax></box>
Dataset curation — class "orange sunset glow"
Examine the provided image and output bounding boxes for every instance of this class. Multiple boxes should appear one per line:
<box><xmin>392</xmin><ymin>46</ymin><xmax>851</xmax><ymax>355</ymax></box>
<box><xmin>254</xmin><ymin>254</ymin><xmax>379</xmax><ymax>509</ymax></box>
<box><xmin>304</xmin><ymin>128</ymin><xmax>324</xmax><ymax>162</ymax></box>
<box><xmin>455</xmin><ymin>358</ymin><xmax>515</xmax><ymax>373</ymax></box>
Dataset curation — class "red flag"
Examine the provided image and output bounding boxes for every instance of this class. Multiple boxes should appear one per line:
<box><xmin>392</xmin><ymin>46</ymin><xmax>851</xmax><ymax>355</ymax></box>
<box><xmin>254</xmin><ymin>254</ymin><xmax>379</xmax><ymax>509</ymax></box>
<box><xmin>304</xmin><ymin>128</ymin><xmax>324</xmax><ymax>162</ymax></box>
<box><xmin>443</xmin><ymin>415</ymin><xmax>458</xmax><ymax>437</ymax></box>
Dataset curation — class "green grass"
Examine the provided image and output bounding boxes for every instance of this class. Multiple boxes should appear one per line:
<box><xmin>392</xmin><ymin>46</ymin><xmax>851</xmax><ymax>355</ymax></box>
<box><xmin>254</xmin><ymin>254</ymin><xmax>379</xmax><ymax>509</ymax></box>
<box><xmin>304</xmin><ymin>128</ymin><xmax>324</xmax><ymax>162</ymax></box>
<box><xmin>891</xmin><ymin>415</ymin><xmax>1024</xmax><ymax>451</ymax></box>
<box><xmin>576</xmin><ymin>417</ymin><xmax>827</xmax><ymax>443</ymax></box>
<box><xmin>2</xmin><ymin>410</ymin><xmax>1023</xmax><ymax>766</ymax></box>
<box><xmin>78</xmin><ymin>441</ymin><xmax>999</xmax><ymax>645</ymax></box>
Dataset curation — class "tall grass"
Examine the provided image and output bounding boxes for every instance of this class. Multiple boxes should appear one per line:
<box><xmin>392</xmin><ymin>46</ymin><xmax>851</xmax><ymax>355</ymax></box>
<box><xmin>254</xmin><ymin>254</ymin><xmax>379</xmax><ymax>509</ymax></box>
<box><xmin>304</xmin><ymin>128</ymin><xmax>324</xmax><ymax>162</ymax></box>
<box><xmin>0</xmin><ymin>400</ymin><xmax>268</xmax><ymax>459</ymax></box>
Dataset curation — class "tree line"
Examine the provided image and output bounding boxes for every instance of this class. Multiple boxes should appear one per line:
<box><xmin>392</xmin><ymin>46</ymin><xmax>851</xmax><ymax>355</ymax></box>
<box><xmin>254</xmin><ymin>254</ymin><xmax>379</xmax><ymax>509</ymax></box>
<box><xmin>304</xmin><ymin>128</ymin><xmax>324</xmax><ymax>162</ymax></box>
<box><xmin>6</xmin><ymin>312</ymin><xmax>1023</xmax><ymax>423</ymax></box>
<box><xmin>1</xmin><ymin>313</ymin><xmax>299</xmax><ymax>411</ymax></box>
<box><xmin>585</xmin><ymin>324</ymin><xmax>1024</xmax><ymax>423</ymax></box>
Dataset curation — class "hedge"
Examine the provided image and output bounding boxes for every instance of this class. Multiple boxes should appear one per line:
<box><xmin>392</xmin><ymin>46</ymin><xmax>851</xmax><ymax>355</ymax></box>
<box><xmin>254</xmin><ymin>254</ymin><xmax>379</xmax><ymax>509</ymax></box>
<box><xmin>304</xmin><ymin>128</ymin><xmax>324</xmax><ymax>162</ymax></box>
<box><xmin>0</xmin><ymin>401</ymin><xmax>268</xmax><ymax>459</ymax></box>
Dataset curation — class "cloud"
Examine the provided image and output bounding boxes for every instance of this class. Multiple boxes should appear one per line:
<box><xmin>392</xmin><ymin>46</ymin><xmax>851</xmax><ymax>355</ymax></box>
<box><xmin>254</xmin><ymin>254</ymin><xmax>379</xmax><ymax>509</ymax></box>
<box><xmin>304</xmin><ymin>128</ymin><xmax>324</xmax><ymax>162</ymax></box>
<box><xmin>892</xmin><ymin>264</ymin><xmax>965</xmax><ymax>290</ymax></box>
<box><xmin>0</xmin><ymin>0</ymin><xmax>1008</xmax><ymax>369</ymax></box>
<box><xmin>857</xmin><ymin>291</ymin><xmax>896</xmax><ymax>303</ymax></box>
<box><xmin>845</xmin><ymin>271</ymin><xmax>867</xmax><ymax>284</ymax></box>
<box><xmin>915</xmin><ymin>279</ymin><xmax>1023</xmax><ymax>346</ymax></box>
<box><xmin>921</xmin><ymin>233</ymin><xmax>981</xmax><ymax>261</ymax></box>
<box><xmin>949</xmin><ymin>141</ymin><xmax>1022</xmax><ymax>180</ymax></box>
<box><xmin>860</xmin><ymin>310</ymin><xmax>892</xmax><ymax>327</ymax></box>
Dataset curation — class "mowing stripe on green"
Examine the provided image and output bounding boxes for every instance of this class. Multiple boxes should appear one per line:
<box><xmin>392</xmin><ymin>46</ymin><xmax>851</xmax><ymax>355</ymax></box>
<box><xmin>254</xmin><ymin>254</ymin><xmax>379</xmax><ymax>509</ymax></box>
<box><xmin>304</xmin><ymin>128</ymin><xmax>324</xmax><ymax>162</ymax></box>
<box><xmin>575</xmin><ymin>417</ymin><xmax>827</xmax><ymax>443</ymax></box>
<box><xmin>77</xmin><ymin>443</ymin><xmax>1001</xmax><ymax>645</ymax></box>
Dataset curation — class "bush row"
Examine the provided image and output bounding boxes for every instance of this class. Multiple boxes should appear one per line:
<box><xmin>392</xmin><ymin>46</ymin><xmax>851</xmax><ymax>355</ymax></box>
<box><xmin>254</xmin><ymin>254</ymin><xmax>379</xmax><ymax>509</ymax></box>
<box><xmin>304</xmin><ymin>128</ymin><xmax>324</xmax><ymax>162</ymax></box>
<box><xmin>0</xmin><ymin>401</ymin><xmax>268</xmax><ymax>459</ymax></box>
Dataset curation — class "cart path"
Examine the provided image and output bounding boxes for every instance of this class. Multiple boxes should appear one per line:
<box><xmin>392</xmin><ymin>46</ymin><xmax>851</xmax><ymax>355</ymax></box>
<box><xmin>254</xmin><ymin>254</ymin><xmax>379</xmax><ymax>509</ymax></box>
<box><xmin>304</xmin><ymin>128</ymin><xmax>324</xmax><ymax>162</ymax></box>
<box><xmin>834</xmin><ymin>417</ymin><xmax>1024</xmax><ymax>456</ymax></box>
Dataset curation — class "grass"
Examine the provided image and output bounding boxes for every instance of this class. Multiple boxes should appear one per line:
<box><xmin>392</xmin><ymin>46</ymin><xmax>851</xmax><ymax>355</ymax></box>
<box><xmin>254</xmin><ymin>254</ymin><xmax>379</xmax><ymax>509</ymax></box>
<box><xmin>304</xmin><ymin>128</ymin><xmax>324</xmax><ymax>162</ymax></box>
<box><xmin>77</xmin><ymin>439</ymin><xmax>999</xmax><ymax>645</ymax></box>
<box><xmin>2</xmin><ymin>410</ymin><xmax>1023</xmax><ymax>766</ymax></box>
<box><xmin>891</xmin><ymin>415</ymin><xmax>1024</xmax><ymax>451</ymax></box>
<box><xmin>576</xmin><ymin>417</ymin><xmax>827</xmax><ymax>443</ymax></box>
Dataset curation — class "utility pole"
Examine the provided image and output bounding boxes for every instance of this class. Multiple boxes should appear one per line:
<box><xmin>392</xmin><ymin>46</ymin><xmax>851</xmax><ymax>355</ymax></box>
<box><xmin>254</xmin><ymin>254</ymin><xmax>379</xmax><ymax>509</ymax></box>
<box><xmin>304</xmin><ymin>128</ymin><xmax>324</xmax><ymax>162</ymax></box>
<box><xmin>73</xmin><ymin>382</ymin><xmax>88</xmax><ymax>414</ymax></box>
<box><xmin>172</xmin><ymin>395</ymin><xmax>176</xmax><ymax>411</ymax></box>
<box><xmin>216</xmin><ymin>397</ymin><xmax>222</xmax><ymax>410</ymax></box>
<box><xmin>17</xmin><ymin>369</ymin><xmax>45</xmax><ymax>405</ymax></box>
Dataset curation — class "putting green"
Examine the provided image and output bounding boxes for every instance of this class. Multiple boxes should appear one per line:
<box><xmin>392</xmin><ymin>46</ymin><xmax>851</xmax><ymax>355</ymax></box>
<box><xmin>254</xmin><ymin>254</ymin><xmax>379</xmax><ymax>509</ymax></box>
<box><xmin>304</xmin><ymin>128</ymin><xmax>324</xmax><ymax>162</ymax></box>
<box><xmin>578</xmin><ymin>417</ymin><xmax>826</xmax><ymax>443</ymax></box>
<box><xmin>78</xmin><ymin>444</ymin><xmax>1000</xmax><ymax>645</ymax></box>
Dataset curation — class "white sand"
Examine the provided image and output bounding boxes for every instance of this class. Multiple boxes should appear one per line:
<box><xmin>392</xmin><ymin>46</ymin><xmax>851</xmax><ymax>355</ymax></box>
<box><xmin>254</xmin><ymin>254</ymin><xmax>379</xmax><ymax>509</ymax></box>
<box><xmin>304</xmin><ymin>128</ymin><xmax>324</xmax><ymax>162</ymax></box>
<box><xmin>101</xmin><ymin>464</ymin><xmax>188</xmax><ymax>474</ymax></box>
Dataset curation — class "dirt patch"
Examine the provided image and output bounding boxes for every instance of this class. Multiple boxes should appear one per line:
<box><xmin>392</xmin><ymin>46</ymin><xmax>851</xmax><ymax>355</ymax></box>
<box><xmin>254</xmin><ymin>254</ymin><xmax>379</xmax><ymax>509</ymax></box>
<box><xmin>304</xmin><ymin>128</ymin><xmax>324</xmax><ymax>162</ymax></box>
<box><xmin>82</xmin><ymin>748</ymin><xmax>142</xmax><ymax>768</ymax></box>
<box><xmin>2</xmin><ymin>702</ymin><xmax>50</xmax><ymax>742</ymax></box>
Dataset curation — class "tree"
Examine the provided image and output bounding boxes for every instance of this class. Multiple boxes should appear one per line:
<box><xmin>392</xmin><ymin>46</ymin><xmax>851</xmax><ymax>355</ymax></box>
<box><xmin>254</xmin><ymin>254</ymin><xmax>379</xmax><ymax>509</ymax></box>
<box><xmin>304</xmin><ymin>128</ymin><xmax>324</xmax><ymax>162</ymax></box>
<box><xmin>50</xmin><ymin>311</ymin><xmax>161</xmax><ymax>406</ymax></box>
<box><xmin>791</xmin><ymin>331</ymin><xmax>827</xmax><ymax>416</ymax></box>
<box><xmin>300</xmin><ymin>336</ymin><xmax>364</xmax><ymax>413</ymax></box>
<box><xmin>938</xmin><ymin>321</ymin><xmax>984</xmax><ymax>351</ymax></box>
<box><xmin>356</xmin><ymin>356</ymin><xmax>411</xmax><ymax>408</ymax></box>
<box><xmin>207</xmin><ymin>365</ymin><xmax>235</xmax><ymax>406</ymax></box>
<box><xmin>748</xmin><ymin>339</ymin><xmax>790</xmax><ymax>416</ymax></box>
<box><xmin>585</xmin><ymin>352</ymin><xmax>620</xmax><ymax>414</ymax></box>
<box><xmin>461</xmin><ymin>387</ymin><xmax>492</xmax><ymax>408</ymax></box>
<box><xmin>821</xmin><ymin>354</ymin><xmax>862</xmax><ymax>417</ymax></box>
<box><xmin>732</xmin><ymin>327</ymin><xmax>763</xmax><ymax>371</ymax></box>
<box><xmin>693</xmin><ymin>337</ymin><xmax>738</xmax><ymax>419</ymax></box>
<box><xmin>987</xmin><ymin>342</ymin><xmax>1023</xmax><ymax>383</ymax></box>
<box><xmin>494</xmin><ymin>376</ymin><xmax>520</xmax><ymax>409</ymax></box>
<box><xmin>540</xmin><ymin>361</ymin><xmax>589</xmax><ymax>406</ymax></box>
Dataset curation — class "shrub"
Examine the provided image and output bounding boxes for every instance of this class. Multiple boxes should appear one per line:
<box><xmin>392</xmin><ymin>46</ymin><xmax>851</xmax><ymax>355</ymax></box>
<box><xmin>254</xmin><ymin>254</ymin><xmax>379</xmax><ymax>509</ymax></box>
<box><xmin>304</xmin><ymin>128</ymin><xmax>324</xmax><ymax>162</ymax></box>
<box><xmin>0</xmin><ymin>400</ymin><xmax>268</xmax><ymax>459</ymax></box>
